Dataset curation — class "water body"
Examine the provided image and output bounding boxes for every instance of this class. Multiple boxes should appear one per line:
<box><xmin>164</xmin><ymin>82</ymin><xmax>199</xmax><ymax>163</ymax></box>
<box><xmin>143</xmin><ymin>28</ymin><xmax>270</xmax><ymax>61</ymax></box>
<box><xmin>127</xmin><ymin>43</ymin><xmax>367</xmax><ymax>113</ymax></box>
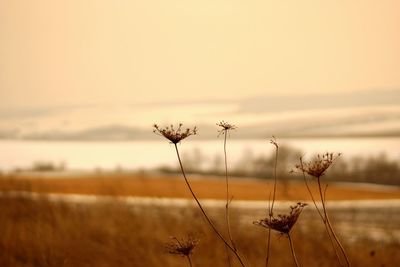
<box><xmin>0</xmin><ymin>137</ymin><xmax>399</xmax><ymax>171</ymax></box>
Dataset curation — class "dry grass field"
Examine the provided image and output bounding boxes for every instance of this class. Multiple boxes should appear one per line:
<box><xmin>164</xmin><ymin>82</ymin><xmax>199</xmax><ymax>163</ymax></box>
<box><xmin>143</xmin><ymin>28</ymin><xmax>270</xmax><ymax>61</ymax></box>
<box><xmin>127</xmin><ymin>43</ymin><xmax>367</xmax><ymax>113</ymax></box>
<box><xmin>1</xmin><ymin>173</ymin><xmax>399</xmax><ymax>267</ymax></box>
<box><xmin>0</xmin><ymin>195</ymin><xmax>399</xmax><ymax>267</ymax></box>
<box><xmin>1</xmin><ymin>172</ymin><xmax>399</xmax><ymax>200</ymax></box>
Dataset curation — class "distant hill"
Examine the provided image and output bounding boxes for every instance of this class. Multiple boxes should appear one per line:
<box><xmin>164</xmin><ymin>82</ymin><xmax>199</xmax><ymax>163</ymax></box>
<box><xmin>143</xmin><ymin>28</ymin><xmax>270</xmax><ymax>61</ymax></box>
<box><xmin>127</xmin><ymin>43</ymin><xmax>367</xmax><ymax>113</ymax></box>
<box><xmin>15</xmin><ymin>125</ymin><xmax>151</xmax><ymax>141</ymax></box>
<box><xmin>1</xmin><ymin>123</ymin><xmax>399</xmax><ymax>141</ymax></box>
<box><xmin>0</xmin><ymin>89</ymin><xmax>399</xmax><ymax>141</ymax></box>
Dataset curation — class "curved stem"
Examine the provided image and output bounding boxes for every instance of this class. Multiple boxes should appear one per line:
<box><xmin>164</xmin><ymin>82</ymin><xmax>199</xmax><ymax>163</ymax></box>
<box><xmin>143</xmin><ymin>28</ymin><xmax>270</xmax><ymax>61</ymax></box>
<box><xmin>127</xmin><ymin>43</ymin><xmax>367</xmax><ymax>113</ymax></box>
<box><xmin>300</xmin><ymin>156</ymin><xmax>342</xmax><ymax>266</ymax></box>
<box><xmin>287</xmin><ymin>233</ymin><xmax>300</xmax><ymax>267</ymax></box>
<box><xmin>324</xmin><ymin>218</ymin><xmax>343</xmax><ymax>266</ymax></box>
<box><xmin>325</xmin><ymin>215</ymin><xmax>350</xmax><ymax>267</ymax></box>
<box><xmin>321</xmin><ymin>183</ymin><xmax>350</xmax><ymax>266</ymax></box>
<box><xmin>317</xmin><ymin>178</ymin><xmax>349</xmax><ymax>267</ymax></box>
<box><xmin>174</xmin><ymin>144</ymin><xmax>247</xmax><ymax>267</ymax></box>
<box><xmin>299</xmin><ymin>158</ymin><xmax>324</xmax><ymax>220</ymax></box>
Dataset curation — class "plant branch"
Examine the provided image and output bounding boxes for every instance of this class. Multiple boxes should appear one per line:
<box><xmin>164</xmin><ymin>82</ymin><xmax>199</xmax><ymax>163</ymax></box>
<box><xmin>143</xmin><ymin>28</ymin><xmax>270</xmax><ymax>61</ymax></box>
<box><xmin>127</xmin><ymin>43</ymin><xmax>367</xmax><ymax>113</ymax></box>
<box><xmin>265</xmin><ymin>139</ymin><xmax>279</xmax><ymax>267</ymax></box>
<box><xmin>287</xmin><ymin>233</ymin><xmax>300</xmax><ymax>267</ymax></box>
<box><xmin>299</xmin><ymin>158</ymin><xmax>324</xmax><ymax>220</ymax></box>
<box><xmin>317</xmin><ymin>178</ymin><xmax>349</xmax><ymax>267</ymax></box>
<box><xmin>317</xmin><ymin>178</ymin><xmax>350</xmax><ymax>267</ymax></box>
<box><xmin>186</xmin><ymin>255</ymin><xmax>193</xmax><ymax>267</ymax></box>
<box><xmin>223</xmin><ymin>131</ymin><xmax>236</xmax><ymax>250</ymax></box>
<box><xmin>174</xmin><ymin>144</ymin><xmax>247</xmax><ymax>267</ymax></box>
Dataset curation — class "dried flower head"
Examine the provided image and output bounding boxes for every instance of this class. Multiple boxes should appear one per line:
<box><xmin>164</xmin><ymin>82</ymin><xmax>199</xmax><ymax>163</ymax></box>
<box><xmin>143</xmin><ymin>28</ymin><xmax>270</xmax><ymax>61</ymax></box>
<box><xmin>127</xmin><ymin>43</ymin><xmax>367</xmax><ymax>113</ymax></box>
<box><xmin>270</xmin><ymin>135</ymin><xmax>278</xmax><ymax>148</ymax></box>
<box><xmin>254</xmin><ymin>202</ymin><xmax>307</xmax><ymax>235</ymax></box>
<box><xmin>216</xmin><ymin>121</ymin><xmax>236</xmax><ymax>136</ymax></box>
<box><xmin>295</xmin><ymin>152</ymin><xmax>341</xmax><ymax>179</ymax></box>
<box><xmin>153</xmin><ymin>123</ymin><xmax>197</xmax><ymax>144</ymax></box>
<box><xmin>165</xmin><ymin>236</ymin><xmax>198</xmax><ymax>257</ymax></box>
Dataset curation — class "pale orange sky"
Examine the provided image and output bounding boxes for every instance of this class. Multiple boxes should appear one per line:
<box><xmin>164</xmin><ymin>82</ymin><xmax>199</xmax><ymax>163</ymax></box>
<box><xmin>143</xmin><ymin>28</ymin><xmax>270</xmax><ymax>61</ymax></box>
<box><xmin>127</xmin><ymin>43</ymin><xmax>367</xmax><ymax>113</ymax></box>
<box><xmin>1</xmin><ymin>0</ymin><xmax>400</xmax><ymax>109</ymax></box>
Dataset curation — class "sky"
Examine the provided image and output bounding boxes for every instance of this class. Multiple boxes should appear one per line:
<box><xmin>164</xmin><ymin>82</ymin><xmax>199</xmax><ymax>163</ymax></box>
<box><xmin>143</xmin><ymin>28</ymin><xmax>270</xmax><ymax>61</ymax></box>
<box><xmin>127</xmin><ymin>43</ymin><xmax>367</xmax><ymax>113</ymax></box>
<box><xmin>0</xmin><ymin>1</ymin><xmax>400</xmax><ymax>137</ymax></box>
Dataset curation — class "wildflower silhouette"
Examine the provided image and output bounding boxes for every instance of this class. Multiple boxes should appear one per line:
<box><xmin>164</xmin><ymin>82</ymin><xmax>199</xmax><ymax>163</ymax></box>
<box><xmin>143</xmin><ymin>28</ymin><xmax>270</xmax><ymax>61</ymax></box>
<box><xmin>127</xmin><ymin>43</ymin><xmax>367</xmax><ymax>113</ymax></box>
<box><xmin>254</xmin><ymin>202</ymin><xmax>307</xmax><ymax>267</ymax></box>
<box><xmin>295</xmin><ymin>153</ymin><xmax>350</xmax><ymax>267</ymax></box>
<box><xmin>166</xmin><ymin>236</ymin><xmax>198</xmax><ymax>267</ymax></box>
<box><xmin>217</xmin><ymin>121</ymin><xmax>237</xmax><ymax>136</ymax></box>
<box><xmin>154</xmin><ymin>123</ymin><xmax>247</xmax><ymax>267</ymax></box>
<box><xmin>153</xmin><ymin>123</ymin><xmax>197</xmax><ymax>144</ymax></box>
<box><xmin>217</xmin><ymin>121</ymin><xmax>238</xmax><ymax>267</ymax></box>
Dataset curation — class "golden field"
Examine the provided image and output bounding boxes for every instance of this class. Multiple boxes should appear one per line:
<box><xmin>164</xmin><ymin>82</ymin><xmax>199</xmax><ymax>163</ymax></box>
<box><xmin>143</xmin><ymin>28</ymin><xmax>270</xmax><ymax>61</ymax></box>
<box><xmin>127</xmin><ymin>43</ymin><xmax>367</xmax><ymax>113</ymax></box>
<box><xmin>1</xmin><ymin>172</ymin><xmax>399</xmax><ymax>200</ymax></box>
<box><xmin>0</xmin><ymin>173</ymin><xmax>399</xmax><ymax>267</ymax></box>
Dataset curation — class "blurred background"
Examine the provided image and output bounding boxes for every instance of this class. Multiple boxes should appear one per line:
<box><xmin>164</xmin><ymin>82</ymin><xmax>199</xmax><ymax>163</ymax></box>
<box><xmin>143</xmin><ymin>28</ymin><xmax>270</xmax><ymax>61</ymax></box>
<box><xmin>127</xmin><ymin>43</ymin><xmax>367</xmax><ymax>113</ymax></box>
<box><xmin>0</xmin><ymin>1</ymin><xmax>400</xmax><ymax>177</ymax></box>
<box><xmin>0</xmin><ymin>1</ymin><xmax>399</xmax><ymax>266</ymax></box>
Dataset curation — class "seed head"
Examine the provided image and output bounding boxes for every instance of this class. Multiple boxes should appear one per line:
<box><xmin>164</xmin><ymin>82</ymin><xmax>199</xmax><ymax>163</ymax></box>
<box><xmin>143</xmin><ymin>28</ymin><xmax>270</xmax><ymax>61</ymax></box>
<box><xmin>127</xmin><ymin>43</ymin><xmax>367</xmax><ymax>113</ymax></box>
<box><xmin>270</xmin><ymin>135</ymin><xmax>278</xmax><ymax>149</ymax></box>
<box><xmin>253</xmin><ymin>202</ymin><xmax>307</xmax><ymax>235</ymax></box>
<box><xmin>216</xmin><ymin>121</ymin><xmax>236</xmax><ymax>136</ymax></box>
<box><xmin>165</xmin><ymin>236</ymin><xmax>198</xmax><ymax>257</ymax></box>
<box><xmin>153</xmin><ymin>123</ymin><xmax>197</xmax><ymax>144</ymax></box>
<box><xmin>295</xmin><ymin>152</ymin><xmax>341</xmax><ymax>179</ymax></box>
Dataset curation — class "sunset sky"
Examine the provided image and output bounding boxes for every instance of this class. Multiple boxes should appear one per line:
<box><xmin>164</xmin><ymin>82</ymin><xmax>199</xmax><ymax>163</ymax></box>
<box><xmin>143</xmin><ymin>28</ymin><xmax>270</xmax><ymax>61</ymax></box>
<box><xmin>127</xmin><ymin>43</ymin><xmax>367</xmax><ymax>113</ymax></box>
<box><xmin>1</xmin><ymin>1</ymin><xmax>400</xmax><ymax>137</ymax></box>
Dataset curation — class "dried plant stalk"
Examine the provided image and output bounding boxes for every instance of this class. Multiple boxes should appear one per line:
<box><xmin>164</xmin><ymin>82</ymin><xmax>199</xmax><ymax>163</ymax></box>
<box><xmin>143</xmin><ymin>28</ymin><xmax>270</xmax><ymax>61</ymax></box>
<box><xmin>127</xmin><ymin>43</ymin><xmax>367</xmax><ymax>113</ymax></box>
<box><xmin>265</xmin><ymin>137</ymin><xmax>279</xmax><ymax>267</ymax></box>
<box><xmin>296</xmin><ymin>153</ymin><xmax>350</xmax><ymax>267</ymax></box>
<box><xmin>155</xmin><ymin>123</ymin><xmax>247</xmax><ymax>267</ymax></box>
<box><xmin>217</xmin><ymin>121</ymin><xmax>238</xmax><ymax>266</ymax></box>
<box><xmin>166</xmin><ymin>236</ymin><xmax>198</xmax><ymax>267</ymax></box>
<box><xmin>254</xmin><ymin>202</ymin><xmax>307</xmax><ymax>267</ymax></box>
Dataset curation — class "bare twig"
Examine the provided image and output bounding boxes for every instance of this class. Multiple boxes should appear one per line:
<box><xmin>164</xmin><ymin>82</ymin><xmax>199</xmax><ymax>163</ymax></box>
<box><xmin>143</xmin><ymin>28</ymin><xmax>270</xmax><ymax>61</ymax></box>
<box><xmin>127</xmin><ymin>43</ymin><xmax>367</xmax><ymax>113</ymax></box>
<box><xmin>296</xmin><ymin>153</ymin><xmax>350</xmax><ymax>267</ymax></box>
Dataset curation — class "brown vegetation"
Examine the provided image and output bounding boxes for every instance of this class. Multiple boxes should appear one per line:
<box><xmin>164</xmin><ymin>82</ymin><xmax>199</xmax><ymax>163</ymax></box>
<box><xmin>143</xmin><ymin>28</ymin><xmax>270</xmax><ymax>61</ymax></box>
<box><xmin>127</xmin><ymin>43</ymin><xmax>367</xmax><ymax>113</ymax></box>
<box><xmin>0</xmin><ymin>195</ymin><xmax>398</xmax><ymax>267</ymax></box>
<box><xmin>0</xmin><ymin>173</ymin><xmax>399</xmax><ymax>200</ymax></box>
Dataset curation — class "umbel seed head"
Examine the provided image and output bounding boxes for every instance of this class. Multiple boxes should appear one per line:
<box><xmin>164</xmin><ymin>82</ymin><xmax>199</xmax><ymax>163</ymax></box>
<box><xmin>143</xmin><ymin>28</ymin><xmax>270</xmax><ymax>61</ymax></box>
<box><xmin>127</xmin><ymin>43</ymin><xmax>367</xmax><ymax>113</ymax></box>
<box><xmin>254</xmin><ymin>202</ymin><xmax>307</xmax><ymax>235</ymax></box>
<box><xmin>165</xmin><ymin>236</ymin><xmax>198</xmax><ymax>257</ymax></box>
<box><xmin>296</xmin><ymin>152</ymin><xmax>341</xmax><ymax>179</ymax></box>
<box><xmin>153</xmin><ymin>123</ymin><xmax>197</xmax><ymax>144</ymax></box>
<box><xmin>216</xmin><ymin>121</ymin><xmax>237</xmax><ymax>136</ymax></box>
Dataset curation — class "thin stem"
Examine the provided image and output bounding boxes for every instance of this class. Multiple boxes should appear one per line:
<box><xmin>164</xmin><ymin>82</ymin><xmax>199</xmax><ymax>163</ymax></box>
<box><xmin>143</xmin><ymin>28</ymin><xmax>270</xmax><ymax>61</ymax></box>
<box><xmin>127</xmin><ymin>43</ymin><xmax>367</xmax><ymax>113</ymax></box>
<box><xmin>269</xmin><ymin>140</ymin><xmax>279</xmax><ymax>215</ymax></box>
<box><xmin>265</xmin><ymin>192</ymin><xmax>272</xmax><ymax>267</ymax></box>
<box><xmin>223</xmin><ymin>131</ymin><xmax>234</xmax><ymax>267</ymax></box>
<box><xmin>298</xmin><ymin>156</ymin><xmax>350</xmax><ymax>267</ymax></box>
<box><xmin>287</xmin><ymin>233</ymin><xmax>300</xmax><ymax>267</ymax></box>
<box><xmin>325</xmin><ymin>216</ymin><xmax>350</xmax><ymax>267</ymax></box>
<box><xmin>300</xmin><ymin>157</ymin><xmax>342</xmax><ymax>266</ymax></box>
<box><xmin>225</xmin><ymin>245</ymin><xmax>232</xmax><ymax>267</ymax></box>
<box><xmin>325</xmin><ymin>218</ymin><xmax>343</xmax><ymax>266</ymax></box>
<box><xmin>174</xmin><ymin>144</ymin><xmax>247</xmax><ymax>267</ymax></box>
<box><xmin>265</xmin><ymin>228</ymin><xmax>271</xmax><ymax>267</ymax></box>
<box><xmin>317</xmin><ymin>178</ymin><xmax>350</xmax><ymax>267</ymax></box>
<box><xmin>317</xmin><ymin>178</ymin><xmax>349</xmax><ymax>267</ymax></box>
<box><xmin>186</xmin><ymin>255</ymin><xmax>193</xmax><ymax>267</ymax></box>
<box><xmin>223</xmin><ymin>131</ymin><xmax>236</xmax><ymax>250</ymax></box>
<box><xmin>299</xmin><ymin>158</ymin><xmax>324</xmax><ymax>220</ymax></box>
<box><xmin>265</xmin><ymin>141</ymin><xmax>279</xmax><ymax>267</ymax></box>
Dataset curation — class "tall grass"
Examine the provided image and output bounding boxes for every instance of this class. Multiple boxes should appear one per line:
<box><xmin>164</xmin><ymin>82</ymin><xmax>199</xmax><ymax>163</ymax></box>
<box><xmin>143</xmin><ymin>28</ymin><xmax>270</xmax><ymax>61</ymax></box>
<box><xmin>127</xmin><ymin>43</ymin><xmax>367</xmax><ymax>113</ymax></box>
<box><xmin>0</xmin><ymin>194</ymin><xmax>399</xmax><ymax>267</ymax></box>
